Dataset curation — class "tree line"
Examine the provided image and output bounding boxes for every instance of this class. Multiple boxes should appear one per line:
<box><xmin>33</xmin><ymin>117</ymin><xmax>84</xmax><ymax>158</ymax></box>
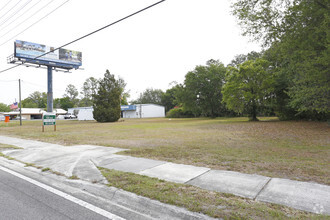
<box><xmin>0</xmin><ymin>70</ymin><xmax>128</xmax><ymax>122</ymax></box>
<box><xmin>132</xmin><ymin>57</ymin><xmax>275</xmax><ymax>121</ymax></box>
<box><xmin>1</xmin><ymin>0</ymin><xmax>328</xmax><ymax>121</ymax></box>
<box><xmin>0</xmin><ymin>74</ymin><xmax>128</xmax><ymax>112</ymax></box>
<box><xmin>230</xmin><ymin>0</ymin><xmax>329</xmax><ymax>120</ymax></box>
<box><xmin>1</xmin><ymin>48</ymin><xmax>327</xmax><ymax>122</ymax></box>
<box><xmin>129</xmin><ymin>0</ymin><xmax>329</xmax><ymax>121</ymax></box>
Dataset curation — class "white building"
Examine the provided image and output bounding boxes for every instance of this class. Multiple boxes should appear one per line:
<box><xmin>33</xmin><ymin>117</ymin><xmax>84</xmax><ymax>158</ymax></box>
<box><xmin>122</xmin><ymin>104</ymin><xmax>165</xmax><ymax>118</ymax></box>
<box><xmin>67</xmin><ymin>107</ymin><xmax>93</xmax><ymax>121</ymax></box>
<box><xmin>69</xmin><ymin>104</ymin><xmax>165</xmax><ymax>121</ymax></box>
<box><xmin>77</xmin><ymin>107</ymin><xmax>95</xmax><ymax>121</ymax></box>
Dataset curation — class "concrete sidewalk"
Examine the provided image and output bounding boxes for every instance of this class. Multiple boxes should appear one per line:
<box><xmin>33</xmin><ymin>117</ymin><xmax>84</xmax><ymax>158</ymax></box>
<box><xmin>0</xmin><ymin>135</ymin><xmax>329</xmax><ymax>215</ymax></box>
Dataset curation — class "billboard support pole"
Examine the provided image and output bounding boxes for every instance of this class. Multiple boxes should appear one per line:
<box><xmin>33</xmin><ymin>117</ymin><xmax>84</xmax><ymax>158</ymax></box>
<box><xmin>47</xmin><ymin>66</ymin><xmax>53</xmax><ymax>113</ymax></box>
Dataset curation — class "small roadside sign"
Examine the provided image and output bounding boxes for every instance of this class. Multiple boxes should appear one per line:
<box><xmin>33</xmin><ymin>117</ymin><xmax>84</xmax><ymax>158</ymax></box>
<box><xmin>42</xmin><ymin>113</ymin><xmax>56</xmax><ymax>132</ymax></box>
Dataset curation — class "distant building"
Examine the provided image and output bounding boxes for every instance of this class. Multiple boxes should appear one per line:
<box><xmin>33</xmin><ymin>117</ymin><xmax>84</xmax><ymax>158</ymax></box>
<box><xmin>4</xmin><ymin>108</ymin><xmax>67</xmax><ymax>120</ymax></box>
<box><xmin>74</xmin><ymin>107</ymin><xmax>95</xmax><ymax>121</ymax></box>
<box><xmin>68</xmin><ymin>104</ymin><xmax>165</xmax><ymax>121</ymax></box>
<box><xmin>121</xmin><ymin>104</ymin><xmax>165</xmax><ymax>119</ymax></box>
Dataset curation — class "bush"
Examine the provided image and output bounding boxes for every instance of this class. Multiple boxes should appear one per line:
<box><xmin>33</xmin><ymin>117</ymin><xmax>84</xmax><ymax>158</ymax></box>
<box><xmin>166</xmin><ymin>107</ymin><xmax>194</xmax><ymax>118</ymax></box>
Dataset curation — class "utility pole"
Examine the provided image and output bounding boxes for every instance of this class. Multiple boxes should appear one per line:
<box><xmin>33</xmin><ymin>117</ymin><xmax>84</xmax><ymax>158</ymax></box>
<box><xmin>19</xmin><ymin>79</ymin><xmax>22</xmax><ymax>126</ymax></box>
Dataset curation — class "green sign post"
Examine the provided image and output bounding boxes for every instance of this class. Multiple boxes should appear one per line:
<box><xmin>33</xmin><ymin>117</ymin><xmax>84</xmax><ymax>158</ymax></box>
<box><xmin>42</xmin><ymin>113</ymin><xmax>56</xmax><ymax>132</ymax></box>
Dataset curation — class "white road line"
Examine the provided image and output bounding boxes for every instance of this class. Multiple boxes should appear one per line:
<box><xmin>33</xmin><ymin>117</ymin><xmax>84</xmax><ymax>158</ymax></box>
<box><xmin>0</xmin><ymin>166</ymin><xmax>125</xmax><ymax>220</ymax></box>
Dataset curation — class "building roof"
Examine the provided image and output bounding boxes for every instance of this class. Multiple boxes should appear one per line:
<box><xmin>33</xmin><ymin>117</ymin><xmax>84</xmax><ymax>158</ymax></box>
<box><xmin>68</xmin><ymin>107</ymin><xmax>93</xmax><ymax>110</ymax></box>
<box><xmin>137</xmin><ymin>103</ymin><xmax>165</xmax><ymax>108</ymax></box>
<box><xmin>54</xmin><ymin>109</ymin><xmax>67</xmax><ymax>114</ymax></box>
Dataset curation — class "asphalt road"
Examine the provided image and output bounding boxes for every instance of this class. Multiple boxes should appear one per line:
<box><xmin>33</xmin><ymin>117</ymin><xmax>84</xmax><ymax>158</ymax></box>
<box><xmin>0</xmin><ymin>168</ymin><xmax>110</xmax><ymax>220</ymax></box>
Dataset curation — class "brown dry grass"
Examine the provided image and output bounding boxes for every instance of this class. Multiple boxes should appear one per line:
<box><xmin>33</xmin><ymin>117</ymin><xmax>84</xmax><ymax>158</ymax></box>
<box><xmin>1</xmin><ymin>117</ymin><xmax>329</xmax><ymax>184</ymax></box>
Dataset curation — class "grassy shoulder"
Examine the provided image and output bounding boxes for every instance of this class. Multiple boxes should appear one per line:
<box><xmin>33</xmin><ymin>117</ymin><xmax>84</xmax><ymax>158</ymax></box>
<box><xmin>0</xmin><ymin>118</ymin><xmax>329</xmax><ymax>184</ymax></box>
<box><xmin>98</xmin><ymin>167</ymin><xmax>324</xmax><ymax>219</ymax></box>
<box><xmin>0</xmin><ymin>144</ymin><xmax>65</xmax><ymax>176</ymax></box>
<box><xmin>0</xmin><ymin>143</ymin><xmax>21</xmax><ymax>160</ymax></box>
<box><xmin>0</xmin><ymin>143</ymin><xmax>22</xmax><ymax>150</ymax></box>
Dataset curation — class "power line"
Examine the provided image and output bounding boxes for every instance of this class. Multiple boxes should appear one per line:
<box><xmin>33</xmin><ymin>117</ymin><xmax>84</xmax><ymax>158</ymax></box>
<box><xmin>0</xmin><ymin>79</ymin><xmax>69</xmax><ymax>93</ymax></box>
<box><xmin>22</xmin><ymin>80</ymin><xmax>46</xmax><ymax>88</ymax></box>
<box><xmin>0</xmin><ymin>0</ymin><xmax>23</xmax><ymax>21</ymax></box>
<box><xmin>0</xmin><ymin>0</ymin><xmax>12</xmax><ymax>15</ymax></box>
<box><xmin>22</xmin><ymin>80</ymin><xmax>65</xmax><ymax>93</ymax></box>
<box><xmin>0</xmin><ymin>0</ymin><xmax>166</xmax><ymax>74</ymax></box>
<box><xmin>0</xmin><ymin>0</ymin><xmax>59</xmax><ymax>42</ymax></box>
<box><xmin>0</xmin><ymin>0</ymin><xmax>32</xmax><ymax>28</ymax></box>
<box><xmin>0</xmin><ymin>0</ymin><xmax>43</xmax><ymax>31</ymax></box>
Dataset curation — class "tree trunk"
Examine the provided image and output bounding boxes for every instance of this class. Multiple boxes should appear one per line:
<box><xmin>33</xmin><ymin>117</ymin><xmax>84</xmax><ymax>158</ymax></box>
<box><xmin>249</xmin><ymin>101</ymin><xmax>259</xmax><ymax>121</ymax></box>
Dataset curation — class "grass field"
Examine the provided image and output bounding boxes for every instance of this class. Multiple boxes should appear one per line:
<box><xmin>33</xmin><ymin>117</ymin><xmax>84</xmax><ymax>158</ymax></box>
<box><xmin>0</xmin><ymin>117</ymin><xmax>329</xmax><ymax>184</ymax></box>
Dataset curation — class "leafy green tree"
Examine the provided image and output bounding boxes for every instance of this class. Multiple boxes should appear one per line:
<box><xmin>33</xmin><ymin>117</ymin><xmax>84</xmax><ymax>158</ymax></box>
<box><xmin>53</xmin><ymin>98</ymin><xmax>61</xmax><ymax>109</ymax></box>
<box><xmin>281</xmin><ymin>1</ymin><xmax>329</xmax><ymax>116</ymax></box>
<box><xmin>0</xmin><ymin>103</ymin><xmax>10</xmax><ymax>112</ymax></box>
<box><xmin>161</xmin><ymin>82</ymin><xmax>182</xmax><ymax>112</ymax></box>
<box><xmin>222</xmin><ymin>59</ymin><xmax>274</xmax><ymax>121</ymax></box>
<box><xmin>228</xmin><ymin>51</ymin><xmax>262</xmax><ymax>68</ymax></box>
<box><xmin>232</xmin><ymin>0</ymin><xmax>329</xmax><ymax>119</ymax></box>
<box><xmin>132</xmin><ymin>88</ymin><xmax>164</xmax><ymax>105</ymax></box>
<box><xmin>232</xmin><ymin>0</ymin><xmax>295</xmax><ymax>46</ymax></box>
<box><xmin>177</xmin><ymin>59</ymin><xmax>227</xmax><ymax>117</ymax></box>
<box><xmin>21</xmin><ymin>101</ymin><xmax>38</xmax><ymax>108</ymax></box>
<box><xmin>80</xmin><ymin>77</ymin><xmax>99</xmax><ymax>106</ymax></box>
<box><xmin>117</xmin><ymin>77</ymin><xmax>129</xmax><ymax>106</ymax></box>
<box><xmin>93</xmin><ymin>70</ymin><xmax>122</xmax><ymax>122</ymax></box>
<box><xmin>21</xmin><ymin>91</ymin><xmax>47</xmax><ymax>108</ymax></box>
<box><xmin>64</xmin><ymin>84</ymin><xmax>79</xmax><ymax>107</ymax></box>
<box><xmin>53</xmin><ymin>97</ymin><xmax>74</xmax><ymax>111</ymax></box>
<box><xmin>121</xmin><ymin>92</ymin><xmax>130</xmax><ymax>106</ymax></box>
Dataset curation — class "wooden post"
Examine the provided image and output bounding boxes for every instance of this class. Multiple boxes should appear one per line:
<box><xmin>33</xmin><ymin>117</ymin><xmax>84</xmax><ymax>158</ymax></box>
<box><xmin>42</xmin><ymin>125</ymin><xmax>44</xmax><ymax>132</ymax></box>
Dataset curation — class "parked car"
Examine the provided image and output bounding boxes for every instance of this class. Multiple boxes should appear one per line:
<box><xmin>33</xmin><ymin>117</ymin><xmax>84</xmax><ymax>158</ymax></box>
<box><xmin>64</xmin><ymin>113</ymin><xmax>77</xmax><ymax>119</ymax></box>
<box><xmin>56</xmin><ymin>115</ymin><xmax>65</xmax><ymax>120</ymax></box>
<box><xmin>13</xmin><ymin>116</ymin><xmax>27</xmax><ymax>120</ymax></box>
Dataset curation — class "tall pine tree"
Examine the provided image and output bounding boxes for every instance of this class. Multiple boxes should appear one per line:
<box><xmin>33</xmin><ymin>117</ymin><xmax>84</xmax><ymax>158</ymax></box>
<box><xmin>93</xmin><ymin>70</ymin><xmax>122</xmax><ymax>122</ymax></box>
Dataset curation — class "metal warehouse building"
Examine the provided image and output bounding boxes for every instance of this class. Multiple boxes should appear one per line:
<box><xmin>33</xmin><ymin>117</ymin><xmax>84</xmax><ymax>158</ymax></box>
<box><xmin>121</xmin><ymin>104</ymin><xmax>165</xmax><ymax>118</ymax></box>
<box><xmin>69</xmin><ymin>104</ymin><xmax>165</xmax><ymax>121</ymax></box>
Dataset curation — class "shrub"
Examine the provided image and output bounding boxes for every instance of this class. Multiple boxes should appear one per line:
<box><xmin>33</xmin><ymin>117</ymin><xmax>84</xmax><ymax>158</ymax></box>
<box><xmin>166</xmin><ymin>107</ymin><xmax>194</xmax><ymax>118</ymax></box>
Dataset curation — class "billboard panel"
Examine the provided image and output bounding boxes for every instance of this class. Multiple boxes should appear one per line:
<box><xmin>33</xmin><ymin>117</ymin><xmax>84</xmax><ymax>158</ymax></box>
<box><xmin>14</xmin><ymin>40</ymin><xmax>82</xmax><ymax>68</ymax></box>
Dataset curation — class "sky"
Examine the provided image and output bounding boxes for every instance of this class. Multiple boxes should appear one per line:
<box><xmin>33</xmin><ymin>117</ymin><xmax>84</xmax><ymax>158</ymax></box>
<box><xmin>0</xmin><ymin>0</ymin><xmax>261</xmax><ymax>105</ymax></box>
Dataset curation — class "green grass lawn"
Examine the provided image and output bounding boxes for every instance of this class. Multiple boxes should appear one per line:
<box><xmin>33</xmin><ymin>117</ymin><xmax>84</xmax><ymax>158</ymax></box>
<box><xmin>0</xmin><ymin>117</ymin><xmax>329</xmax><ymax>184</ymax></box>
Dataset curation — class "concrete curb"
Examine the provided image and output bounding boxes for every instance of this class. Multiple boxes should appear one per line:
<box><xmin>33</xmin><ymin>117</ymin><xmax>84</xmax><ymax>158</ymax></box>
<box><xmin>0</xmin><ymin>157</ymin><xmax>216</xmax><ymax>220</ymax></box>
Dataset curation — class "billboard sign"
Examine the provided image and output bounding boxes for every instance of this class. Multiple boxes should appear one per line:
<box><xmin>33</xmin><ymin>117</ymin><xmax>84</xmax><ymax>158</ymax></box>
<box><xmin>14</xmin><ymin>40</ymin><xmax>82</xmax><ymax>69</ymax></box>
